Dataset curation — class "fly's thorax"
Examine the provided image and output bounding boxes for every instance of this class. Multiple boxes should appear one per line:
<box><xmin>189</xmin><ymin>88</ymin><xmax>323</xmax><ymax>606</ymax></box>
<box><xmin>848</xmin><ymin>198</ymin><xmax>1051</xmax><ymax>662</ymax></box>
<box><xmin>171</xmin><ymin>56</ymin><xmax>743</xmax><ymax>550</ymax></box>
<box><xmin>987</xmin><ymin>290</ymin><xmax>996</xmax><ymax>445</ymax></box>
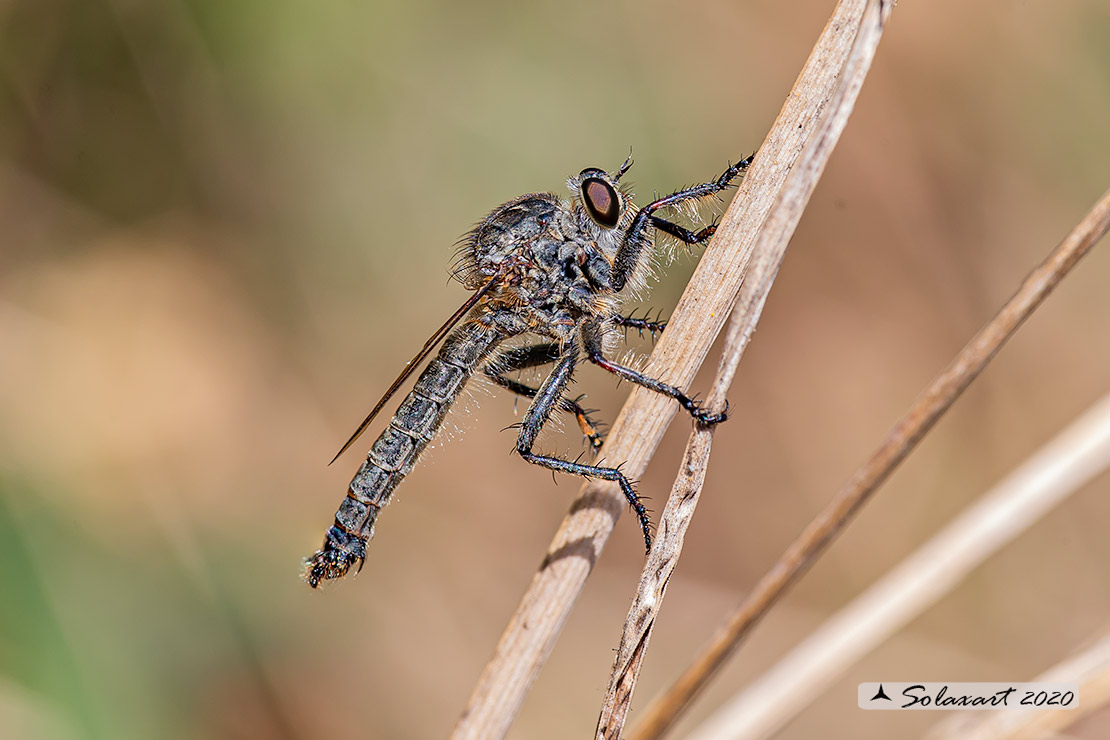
<box><xmin>452</xmin><ymin>192</ymin><xmax>561</xmax><ymax>290</ymax></box>
<box><xmin>450</xmin><ymin>162</ymin><xmax>654</xmax><ymax>343</ymax></box>
<box><xmin>453</xmin><ymin>164</ymin><xmax>642</xmax><ymax>299</ymax></box>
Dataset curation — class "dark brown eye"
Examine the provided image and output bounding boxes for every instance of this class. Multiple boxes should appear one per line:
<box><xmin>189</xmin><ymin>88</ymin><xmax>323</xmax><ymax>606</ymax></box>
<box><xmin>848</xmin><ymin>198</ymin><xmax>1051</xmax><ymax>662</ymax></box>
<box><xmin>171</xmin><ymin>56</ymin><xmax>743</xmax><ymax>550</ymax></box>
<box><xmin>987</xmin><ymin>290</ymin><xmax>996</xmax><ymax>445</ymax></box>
<box><xmin>581</xmin><ymin>177</ymin><xmax>620</xmax><ymax>228</ymax></box>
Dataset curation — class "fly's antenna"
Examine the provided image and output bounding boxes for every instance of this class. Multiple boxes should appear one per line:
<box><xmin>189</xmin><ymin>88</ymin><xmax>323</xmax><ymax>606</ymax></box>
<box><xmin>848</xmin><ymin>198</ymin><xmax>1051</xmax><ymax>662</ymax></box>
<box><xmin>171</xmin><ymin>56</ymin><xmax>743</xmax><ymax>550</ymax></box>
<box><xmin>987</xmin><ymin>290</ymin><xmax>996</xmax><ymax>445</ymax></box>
<box><xmin>615</xmin><ymin>147</ymin><xmax>634</xmax><ymax>181</ymax></box>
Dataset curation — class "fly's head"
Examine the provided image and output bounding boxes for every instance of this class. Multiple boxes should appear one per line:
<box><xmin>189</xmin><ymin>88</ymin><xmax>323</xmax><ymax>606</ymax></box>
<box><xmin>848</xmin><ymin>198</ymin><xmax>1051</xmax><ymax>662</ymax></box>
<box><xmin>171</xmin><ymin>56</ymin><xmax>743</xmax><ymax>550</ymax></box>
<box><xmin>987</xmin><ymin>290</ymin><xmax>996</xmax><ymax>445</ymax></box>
<box><xmin>565</xmin><ymin>156</ymin><xmax>638</xmax><ymax>271</ymax></box>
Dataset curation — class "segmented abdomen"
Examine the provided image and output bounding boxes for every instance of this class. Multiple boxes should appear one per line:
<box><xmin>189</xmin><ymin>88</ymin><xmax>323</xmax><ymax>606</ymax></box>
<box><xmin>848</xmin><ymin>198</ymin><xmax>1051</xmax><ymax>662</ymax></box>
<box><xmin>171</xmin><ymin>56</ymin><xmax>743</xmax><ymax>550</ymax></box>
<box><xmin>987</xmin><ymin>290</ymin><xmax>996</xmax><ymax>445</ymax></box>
<box><xmin>304</xmin><ymin>320</ymin><xmax>503</xmax><ymax>587</ymax></box>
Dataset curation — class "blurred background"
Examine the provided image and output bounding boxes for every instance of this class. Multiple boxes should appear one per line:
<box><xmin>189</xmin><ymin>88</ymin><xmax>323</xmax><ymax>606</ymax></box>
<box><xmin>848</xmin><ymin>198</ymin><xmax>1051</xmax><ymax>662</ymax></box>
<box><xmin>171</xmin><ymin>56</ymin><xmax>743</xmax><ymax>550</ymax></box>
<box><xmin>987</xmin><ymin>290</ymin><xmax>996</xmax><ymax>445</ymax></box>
<box><xmin>2</xmin><ymin>0</ymin><xmax>1109</xmax><ymax>738</ymax></box>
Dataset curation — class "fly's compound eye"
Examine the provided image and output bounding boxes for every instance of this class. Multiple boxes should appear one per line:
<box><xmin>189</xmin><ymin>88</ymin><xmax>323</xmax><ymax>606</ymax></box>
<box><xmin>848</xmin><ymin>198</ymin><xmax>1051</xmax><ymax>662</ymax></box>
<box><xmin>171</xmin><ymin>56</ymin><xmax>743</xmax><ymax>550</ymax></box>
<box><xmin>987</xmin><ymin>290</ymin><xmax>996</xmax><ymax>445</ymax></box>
<box><xmin>580</xmin><ymin>176</ymin><xmax>621</xmax><ymax>229</ymax></box>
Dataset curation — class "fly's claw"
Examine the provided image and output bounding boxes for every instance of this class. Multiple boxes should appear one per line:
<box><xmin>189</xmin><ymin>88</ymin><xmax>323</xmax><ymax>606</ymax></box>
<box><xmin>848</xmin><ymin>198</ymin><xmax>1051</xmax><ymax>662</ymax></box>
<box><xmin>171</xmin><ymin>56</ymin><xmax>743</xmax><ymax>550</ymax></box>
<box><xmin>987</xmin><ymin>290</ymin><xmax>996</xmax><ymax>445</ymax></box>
<box><xmin>689</xmin><ymin>398</ymin><xmax>730</xmax><ymax>427</ymax></box>
<box><xmin>585</xmin><ymin>429</ymin><xmax>604</xmax><ymax>453</ymax></box>
<box><xmin>720</xmin><ymin>153</ymin><xmax>755</xmax><ymax>187</ymax></box>
<box><xmin>570</xmin><ymin>394</ymin><xmax>606</xmax><ymax>453</ymax></box>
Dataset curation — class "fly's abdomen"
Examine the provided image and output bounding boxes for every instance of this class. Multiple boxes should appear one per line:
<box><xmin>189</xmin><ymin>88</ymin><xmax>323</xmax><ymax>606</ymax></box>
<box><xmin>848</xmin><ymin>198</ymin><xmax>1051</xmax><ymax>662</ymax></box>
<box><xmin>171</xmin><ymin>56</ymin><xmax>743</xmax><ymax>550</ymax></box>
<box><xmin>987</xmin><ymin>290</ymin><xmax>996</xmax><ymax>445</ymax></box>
<box><xmin>304</xmin><ymin>320</ymin><xmax>502</xmax><ymax>587</ymax></box>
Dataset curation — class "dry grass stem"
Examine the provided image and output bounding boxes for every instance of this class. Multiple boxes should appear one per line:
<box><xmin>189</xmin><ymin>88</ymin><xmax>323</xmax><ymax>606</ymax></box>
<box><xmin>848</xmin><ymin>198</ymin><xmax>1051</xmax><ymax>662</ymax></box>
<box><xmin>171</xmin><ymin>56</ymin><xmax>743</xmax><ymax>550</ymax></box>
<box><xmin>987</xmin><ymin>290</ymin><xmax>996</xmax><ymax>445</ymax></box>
<box><xmin>628</xmin><ymin>186</ymin><xmax>1110</xmax><ymax>740</ymax></box>
<box><xmin>594</xmin><ymin>306</ymin><xmax>740</xmax><ymax>740</ymax></box>
<box><xmin>595</xmin><ymin>1</ymin><xmax>896</xmax><ymax>737</ymax></box>
<box><xmin>679</xmin><ymin>392</ymin><xmax>1110</xmax><ymax>740</ymax></box>
<box><xmin>450</xmin><ymin>0</ymin><xmax>890</xmax><ymax>736</ymax></box>
<box><xmin>925</xmin><ymin>631</ymin><xmax>1110</xmax><ymax>740</ymax></box>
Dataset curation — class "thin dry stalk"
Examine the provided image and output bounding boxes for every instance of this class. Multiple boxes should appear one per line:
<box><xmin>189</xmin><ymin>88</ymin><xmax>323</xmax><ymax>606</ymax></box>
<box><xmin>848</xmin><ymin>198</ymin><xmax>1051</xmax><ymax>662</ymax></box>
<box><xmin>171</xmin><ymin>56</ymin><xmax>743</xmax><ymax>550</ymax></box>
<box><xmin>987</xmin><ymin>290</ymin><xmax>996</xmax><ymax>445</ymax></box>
<box><xmin>595</xmin><ymin>1</ymin><xmax>896</xmax><ymax>737</ymax></box>
<box><xmin>450</xmin><ymin>0</ymin><xmax>887</xmax><ymax>736</ymax></box>
<box><xmin>681</xmin><ymin>392</ymin><xmax>1110</xmax><ymax>740</ymax></box>
<box><xmin>628</xmin><ymin>187</ymin><xmax>1110</xmax><ymax>740</ymax></box>
<box><xmin>595</xmin><ymin>302</ymin><xmax>739</xmax><ymax>740</ymax></box>
<box><xmin>925</xmin><ymin>631</ymin><xmax>1110</xmax><ymax>740</ymax></box>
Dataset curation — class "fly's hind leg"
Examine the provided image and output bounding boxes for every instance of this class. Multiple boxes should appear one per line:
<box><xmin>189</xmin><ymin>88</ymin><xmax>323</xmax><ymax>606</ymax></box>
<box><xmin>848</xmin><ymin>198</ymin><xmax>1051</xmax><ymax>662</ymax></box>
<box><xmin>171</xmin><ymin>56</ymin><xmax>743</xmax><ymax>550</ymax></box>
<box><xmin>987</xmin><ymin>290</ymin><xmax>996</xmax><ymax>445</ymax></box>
<box><xmin>486</xmin><ymin>343</ymin><xmax>606</xmax><ymax>452</ymax></box>
<box><xmin>585</xmin><ymin>320</ymin><xmax>728</xmax><ymax>426</ymax></box>
<box><xmin>515</xmin><ymin>342</ymin><xmax>653</xmax><ymax>551</ymax></box>
<box><xmin>521</xmin><ymin>451</ymin><xmax>652</xmax><ymax>552</ymax></box>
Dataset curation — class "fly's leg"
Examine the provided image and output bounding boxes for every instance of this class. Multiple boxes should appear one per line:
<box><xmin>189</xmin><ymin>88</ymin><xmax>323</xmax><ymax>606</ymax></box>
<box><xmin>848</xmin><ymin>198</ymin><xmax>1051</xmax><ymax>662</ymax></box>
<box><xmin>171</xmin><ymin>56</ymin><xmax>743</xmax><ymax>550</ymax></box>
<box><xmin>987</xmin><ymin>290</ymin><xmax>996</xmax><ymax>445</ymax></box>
<box><xmin>515</xmin><ymin>341</ymin><xmax>653</xmax><ymax>551</ymax></box>
<box><xmin>649</xmin><ymin>217</ymin><xmax>719</xmax><ymax>247</ymax></box>
<box><xmin>611</xmin><ymin>153</ymin><xmax>754</xmax><ymax>291</ymax></box>
<box><xmin>614</xmin><ymin>312</ymin><xmax>667</xmax><ymax>340</ymax></box>
<box><xmin>493</xmin><ymin>375</ymin><xmax>605</xmax><ymax>453</ymax></box>
<box><xmin>486</xmin><ymin>343</ymin><xmax>606</xmax><ymax>452</ymax></box>
<box><xmin>584</xmin><ymin>321</ymin><xmax>728</xmax><ymax>426</ymax></box>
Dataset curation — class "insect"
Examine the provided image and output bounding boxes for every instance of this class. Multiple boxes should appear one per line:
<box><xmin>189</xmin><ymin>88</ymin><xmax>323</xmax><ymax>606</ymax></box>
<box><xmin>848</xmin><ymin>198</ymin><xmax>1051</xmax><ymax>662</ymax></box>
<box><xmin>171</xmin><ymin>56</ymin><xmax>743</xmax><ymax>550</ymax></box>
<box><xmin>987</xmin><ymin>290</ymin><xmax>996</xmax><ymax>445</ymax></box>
<box><xmin>304</xmin><ymin>152</ymin><xmax>753</xmax><ymax>588</ymax></box>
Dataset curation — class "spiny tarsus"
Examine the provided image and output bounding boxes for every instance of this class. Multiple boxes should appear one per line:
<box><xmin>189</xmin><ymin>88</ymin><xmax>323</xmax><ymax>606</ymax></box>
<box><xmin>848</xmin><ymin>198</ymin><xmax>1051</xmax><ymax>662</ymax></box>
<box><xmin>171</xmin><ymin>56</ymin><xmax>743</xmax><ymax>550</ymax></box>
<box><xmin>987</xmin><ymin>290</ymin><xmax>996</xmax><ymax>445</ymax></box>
<box><xmin>304</xmin><ymin>153</ymin><xmax>752</xmax><ymax>587</ymax></box>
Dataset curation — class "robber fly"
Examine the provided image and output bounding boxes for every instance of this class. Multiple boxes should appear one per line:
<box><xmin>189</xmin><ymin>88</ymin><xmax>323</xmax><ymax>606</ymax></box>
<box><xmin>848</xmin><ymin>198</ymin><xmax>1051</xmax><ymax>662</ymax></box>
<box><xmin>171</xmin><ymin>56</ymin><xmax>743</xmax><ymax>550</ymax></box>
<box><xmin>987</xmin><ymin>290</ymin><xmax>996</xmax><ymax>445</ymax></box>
<box><xmin>304</xmin><ymin>152</ymin><xmax>753</xmax><ymax>588</ymax></box>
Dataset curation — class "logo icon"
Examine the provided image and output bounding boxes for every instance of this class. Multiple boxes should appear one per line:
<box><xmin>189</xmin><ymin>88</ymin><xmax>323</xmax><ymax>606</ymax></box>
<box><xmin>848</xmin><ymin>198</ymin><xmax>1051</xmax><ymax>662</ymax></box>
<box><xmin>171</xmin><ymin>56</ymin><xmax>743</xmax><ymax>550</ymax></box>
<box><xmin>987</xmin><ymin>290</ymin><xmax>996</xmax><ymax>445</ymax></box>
<box><xmin>870</xmin><ymin>684</ymin><xmax>892</xmax><ymax>702</ymax></box>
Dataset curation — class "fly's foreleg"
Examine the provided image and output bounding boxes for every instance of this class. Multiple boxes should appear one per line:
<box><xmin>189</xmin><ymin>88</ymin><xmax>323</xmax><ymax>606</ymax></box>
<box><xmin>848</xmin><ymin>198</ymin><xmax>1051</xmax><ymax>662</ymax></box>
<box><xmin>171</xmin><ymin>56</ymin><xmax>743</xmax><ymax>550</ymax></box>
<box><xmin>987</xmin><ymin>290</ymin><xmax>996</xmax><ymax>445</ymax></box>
<box><xmin>515</xmin><ymin>345</ymin><xmax>653</xmax><ymax>551</ymax></box>
<box><xmin>640</xmin><ymin>154</ymin><xmax>754</xmax><ymax>218</ymax></box>
<box><xmin>584</xmin><ymin>322</ymin><xmax>728</xmax><ymax>426</ymax></box>
<box><xmin>611</xmin><ymin>153</ymin><xmax>754</xmax><ymax>291</ymax></box>
<box><xmin>486</xmin><ymin>343</ymin><xmax>606</xmax><ymax>452</ymax></box>
<box><xmin>649</xmin><ymin>216</ymin><xmax>719</xmax><ymax>247</ymax></box>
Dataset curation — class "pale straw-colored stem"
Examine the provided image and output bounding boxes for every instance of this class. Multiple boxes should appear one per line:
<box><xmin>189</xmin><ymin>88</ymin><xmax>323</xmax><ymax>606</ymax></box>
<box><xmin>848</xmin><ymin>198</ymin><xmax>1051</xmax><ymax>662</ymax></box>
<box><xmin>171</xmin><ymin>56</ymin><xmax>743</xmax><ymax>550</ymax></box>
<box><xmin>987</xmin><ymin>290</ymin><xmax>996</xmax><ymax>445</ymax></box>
<box><xmin>595</xmin><ymin>1</ymin><xmax>896</xmax><ymax>737</ymax></box>
<box><xmin>627</xmin><ymin>186</ymin><xmax>1110</xmax><ymax>740</ymax></box>
<box><xmin>925</xmin><ymin>631</ymin><xmax>1110</xmax><ymax>740</ymax></box>
<box><xmin>681</xmin><ymin>391</ymin><xmax>1110</xmax><ymax>740</ymax></box>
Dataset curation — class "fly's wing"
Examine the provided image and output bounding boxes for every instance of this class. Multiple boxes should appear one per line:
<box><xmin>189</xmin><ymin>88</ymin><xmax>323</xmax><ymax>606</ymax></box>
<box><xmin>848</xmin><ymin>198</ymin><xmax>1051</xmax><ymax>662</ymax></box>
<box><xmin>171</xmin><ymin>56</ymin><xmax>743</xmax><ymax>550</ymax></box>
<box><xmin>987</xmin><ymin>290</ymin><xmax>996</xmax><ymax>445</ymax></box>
<box><xmin>329</xmin><ymin>279</ymin><xmax>498</xmax><ymax>464</ymax></box>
